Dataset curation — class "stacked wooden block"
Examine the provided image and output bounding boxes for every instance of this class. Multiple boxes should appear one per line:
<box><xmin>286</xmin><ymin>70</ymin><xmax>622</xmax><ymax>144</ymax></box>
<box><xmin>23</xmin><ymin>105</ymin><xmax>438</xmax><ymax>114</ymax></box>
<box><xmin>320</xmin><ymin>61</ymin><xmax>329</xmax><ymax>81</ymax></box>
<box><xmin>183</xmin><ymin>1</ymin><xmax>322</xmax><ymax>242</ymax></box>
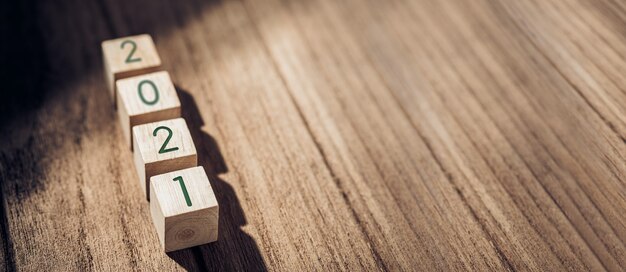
<box><xmin>102</xmin><ymin>34</ymin><xmax>219</xmax><ymax>252</ymax></box>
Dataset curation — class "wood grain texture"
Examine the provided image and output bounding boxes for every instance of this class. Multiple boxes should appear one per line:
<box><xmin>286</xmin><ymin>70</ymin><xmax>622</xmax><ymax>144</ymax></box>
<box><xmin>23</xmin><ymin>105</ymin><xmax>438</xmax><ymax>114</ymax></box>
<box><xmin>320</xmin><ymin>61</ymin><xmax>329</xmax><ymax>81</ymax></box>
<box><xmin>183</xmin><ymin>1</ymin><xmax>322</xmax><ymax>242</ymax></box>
<box><xmin>0</xmin><ymin>0</ymin><xmax>624</xmax><ymax>271</ymax></box>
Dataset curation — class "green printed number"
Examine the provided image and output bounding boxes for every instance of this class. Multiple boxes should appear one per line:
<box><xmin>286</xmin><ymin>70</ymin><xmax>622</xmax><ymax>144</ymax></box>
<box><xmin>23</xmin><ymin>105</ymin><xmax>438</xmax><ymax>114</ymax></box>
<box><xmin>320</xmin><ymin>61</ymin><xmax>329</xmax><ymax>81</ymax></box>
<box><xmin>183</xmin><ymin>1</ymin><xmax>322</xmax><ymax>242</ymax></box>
<box><xmin>120</xmin><ymin>40</ymin><xmax>141</xmax><ymax>63</ymax></box>
<box><xmin>153</xmin><ymin>126</ymin><xmax>179</xmax><ymax>154</ymax></box>
<box><xmin>173</xmin><ymin>176</ymin><xmax>192</xmax><ymax>207</ymax></box>
<box><xmin>138</xmin><ymin>80</ymin><xmax>159</xmax><ymax>105</ymax></box>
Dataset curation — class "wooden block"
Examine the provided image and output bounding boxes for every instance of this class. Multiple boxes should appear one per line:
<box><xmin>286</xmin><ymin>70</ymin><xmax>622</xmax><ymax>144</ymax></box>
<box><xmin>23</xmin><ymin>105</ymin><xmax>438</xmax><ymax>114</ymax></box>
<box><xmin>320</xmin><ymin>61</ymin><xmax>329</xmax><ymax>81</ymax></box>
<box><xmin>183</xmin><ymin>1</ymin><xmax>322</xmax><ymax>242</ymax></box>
<box><xmin>102</xmin><ymin>34</ymin><xmax>162</xmax><ymax>106</ymax></box>
<box><xmin>117</xmin><ymin>71</ymin><xmax>181</xmax><ymax>149</ymax></box>
<box><xmin>133</xmin><ymin>118</ymin><xmax>197</xmax><ymax>200</ymax></box>
<box><xmin>150</xmin><ymin>166</ymin><xmax>219</xmax><ymax>252</ymax></box>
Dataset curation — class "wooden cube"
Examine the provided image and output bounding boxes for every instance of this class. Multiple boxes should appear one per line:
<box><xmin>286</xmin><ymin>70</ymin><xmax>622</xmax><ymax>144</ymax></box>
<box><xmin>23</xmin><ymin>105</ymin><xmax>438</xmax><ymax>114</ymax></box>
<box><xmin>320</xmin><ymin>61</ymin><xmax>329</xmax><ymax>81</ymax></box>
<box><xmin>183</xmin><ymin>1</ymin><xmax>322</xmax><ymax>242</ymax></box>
<box><xmin>133</xmin><ymin>118</ymin><xmax>197</xmax><ymax>200</ymax></box>
<box><xmin>102</xmin><ymin>34</ymin><xmax>162</xmax><ymax>106</ymax></box>
<box><xmin>117</xmin><ymin>71</ymin><xmax>181</xmax><ymax>149</ymax></box>
<box><xmin>150</xmin><ymin>166</ymin><xmax>219</xmax><ymax>252</ymax></box>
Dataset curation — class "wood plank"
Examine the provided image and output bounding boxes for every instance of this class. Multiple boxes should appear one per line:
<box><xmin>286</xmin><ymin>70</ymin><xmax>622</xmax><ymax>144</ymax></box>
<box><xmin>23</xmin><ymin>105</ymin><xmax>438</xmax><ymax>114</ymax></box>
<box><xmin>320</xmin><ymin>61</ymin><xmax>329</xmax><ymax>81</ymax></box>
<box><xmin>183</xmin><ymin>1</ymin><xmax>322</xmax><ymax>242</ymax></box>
<box><xmin>316</xmin><ymin>0</ymin><xmax>625</xmax><ymax>270</ymax></box>
<box><xmin>0</xmin><ymin>0</ymin><xmax>624</xmax><ymax>270</ymax></box>
<box><xmin>243</xmin><ymin>0</ymin><xmax>513</xmax><ymax>270</ymax></box>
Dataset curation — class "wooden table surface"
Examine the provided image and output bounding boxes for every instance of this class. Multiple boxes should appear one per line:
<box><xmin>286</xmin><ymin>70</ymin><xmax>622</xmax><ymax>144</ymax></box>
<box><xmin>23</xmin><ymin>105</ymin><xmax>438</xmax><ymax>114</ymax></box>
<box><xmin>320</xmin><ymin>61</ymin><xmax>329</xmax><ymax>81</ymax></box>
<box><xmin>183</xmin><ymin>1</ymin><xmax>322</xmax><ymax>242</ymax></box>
<box><xmin>1</xmin><ymin>0</ymin><xmax>625</xmax><ymax>271</ymax></box>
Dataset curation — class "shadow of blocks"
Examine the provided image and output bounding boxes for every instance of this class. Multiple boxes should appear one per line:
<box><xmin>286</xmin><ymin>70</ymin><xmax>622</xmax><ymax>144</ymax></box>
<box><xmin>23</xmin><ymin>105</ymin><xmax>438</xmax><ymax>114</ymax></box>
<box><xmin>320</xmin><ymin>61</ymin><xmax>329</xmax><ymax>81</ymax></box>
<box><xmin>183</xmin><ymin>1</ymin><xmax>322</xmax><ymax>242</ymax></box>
<box><xmin>170</xmin><ymin>87</ymin><xmax>267</xmax><ymax>271</ymax></box>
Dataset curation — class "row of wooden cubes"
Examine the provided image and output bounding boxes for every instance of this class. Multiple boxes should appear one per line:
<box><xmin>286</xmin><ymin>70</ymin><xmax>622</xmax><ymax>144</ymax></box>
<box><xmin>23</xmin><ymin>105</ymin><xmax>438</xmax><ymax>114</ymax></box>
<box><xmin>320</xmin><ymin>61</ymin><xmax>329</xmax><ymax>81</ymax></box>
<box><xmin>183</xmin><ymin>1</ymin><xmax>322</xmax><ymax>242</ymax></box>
<box><xmin>102</xmin><ymin>34</ymin><xmax>219</xmax><ymax>252</ymax></box>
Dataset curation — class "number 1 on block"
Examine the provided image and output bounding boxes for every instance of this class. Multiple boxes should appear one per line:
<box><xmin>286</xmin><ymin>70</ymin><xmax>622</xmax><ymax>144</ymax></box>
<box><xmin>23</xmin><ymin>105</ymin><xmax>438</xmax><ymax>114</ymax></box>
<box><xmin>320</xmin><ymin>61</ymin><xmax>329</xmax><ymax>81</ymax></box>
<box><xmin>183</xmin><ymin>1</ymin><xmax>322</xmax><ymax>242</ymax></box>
<box><xmin>150</xmin><ymin>166</ymin><xmax>219</xmax><ymax>252</ymax></box>
<box><xmin>173</xmin><ymin>176</ymin><xmax>192</xmax><ymax>207</ymax></box>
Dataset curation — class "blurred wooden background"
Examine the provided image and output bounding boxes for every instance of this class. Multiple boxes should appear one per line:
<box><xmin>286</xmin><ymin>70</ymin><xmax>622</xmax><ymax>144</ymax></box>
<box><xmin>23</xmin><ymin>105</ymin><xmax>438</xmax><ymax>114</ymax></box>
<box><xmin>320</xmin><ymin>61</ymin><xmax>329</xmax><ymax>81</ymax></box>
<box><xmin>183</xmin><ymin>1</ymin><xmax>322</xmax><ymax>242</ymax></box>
<box><xmin>0</xmin><ymin>0</ymin><xmax>625</xmax><ymax>271</ymax></box>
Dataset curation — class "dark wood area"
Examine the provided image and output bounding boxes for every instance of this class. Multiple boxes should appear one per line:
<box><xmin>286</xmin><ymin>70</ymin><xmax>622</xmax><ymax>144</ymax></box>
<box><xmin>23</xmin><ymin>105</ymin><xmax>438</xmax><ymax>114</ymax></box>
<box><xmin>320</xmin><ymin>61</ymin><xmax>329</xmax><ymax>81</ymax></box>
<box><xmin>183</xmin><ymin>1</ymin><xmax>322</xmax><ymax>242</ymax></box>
<box><xmin>0</xmin><ymin>0</ymin><xmax>625</xmax><ymax>270</ymax></box>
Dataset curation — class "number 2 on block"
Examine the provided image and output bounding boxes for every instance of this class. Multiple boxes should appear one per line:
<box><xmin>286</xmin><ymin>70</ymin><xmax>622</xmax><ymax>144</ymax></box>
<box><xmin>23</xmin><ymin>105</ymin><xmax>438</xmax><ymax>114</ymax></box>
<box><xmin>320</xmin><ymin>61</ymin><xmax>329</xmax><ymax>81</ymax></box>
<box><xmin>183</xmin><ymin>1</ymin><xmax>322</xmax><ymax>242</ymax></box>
<box><xmin>121</xmin><ymin>40</ymin><xmax>141</xmax><ymax>63</ymax></box>
<box><xmin>173</xmin><ymin>176</ymin><xmax>192</xmax><ymax>206</ymax></box>
<box><xmin>153</xmin><ymin>126</ymin><xmax>179</xmax><ymax>154</ymax></box>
